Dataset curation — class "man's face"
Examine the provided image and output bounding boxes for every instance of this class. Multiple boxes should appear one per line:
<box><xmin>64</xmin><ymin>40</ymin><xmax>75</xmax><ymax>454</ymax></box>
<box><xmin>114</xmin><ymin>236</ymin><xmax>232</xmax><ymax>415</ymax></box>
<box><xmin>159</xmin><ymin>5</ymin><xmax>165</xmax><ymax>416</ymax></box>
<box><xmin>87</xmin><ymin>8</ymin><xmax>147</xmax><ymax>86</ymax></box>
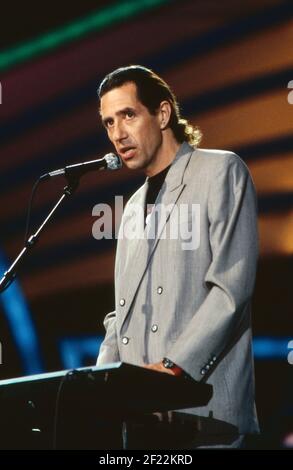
<box><xmin>100</xmin><ymin>82</ymin><xmax>163</xmax><ymax>173</ymax></box>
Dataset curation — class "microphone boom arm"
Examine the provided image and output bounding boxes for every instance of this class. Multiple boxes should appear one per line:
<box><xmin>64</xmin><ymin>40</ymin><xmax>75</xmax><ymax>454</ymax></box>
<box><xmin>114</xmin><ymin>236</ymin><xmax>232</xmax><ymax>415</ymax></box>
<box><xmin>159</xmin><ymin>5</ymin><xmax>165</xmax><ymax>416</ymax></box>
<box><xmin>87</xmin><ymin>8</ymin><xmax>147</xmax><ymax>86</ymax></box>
<box><xmin>0</xmin><ymin>180</ymin><xmax>78</xmax><ymax>293</ymax></box>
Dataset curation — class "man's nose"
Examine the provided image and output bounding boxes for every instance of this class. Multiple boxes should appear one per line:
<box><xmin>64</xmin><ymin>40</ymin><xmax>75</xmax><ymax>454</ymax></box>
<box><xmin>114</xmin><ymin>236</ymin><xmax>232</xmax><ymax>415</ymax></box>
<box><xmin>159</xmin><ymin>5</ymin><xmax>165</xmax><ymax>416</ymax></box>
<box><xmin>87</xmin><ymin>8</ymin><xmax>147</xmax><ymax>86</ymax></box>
<box><xmin>112</xmin><ymin>121</ymin><xmax>128</xmax><ymax>143</ymax></box>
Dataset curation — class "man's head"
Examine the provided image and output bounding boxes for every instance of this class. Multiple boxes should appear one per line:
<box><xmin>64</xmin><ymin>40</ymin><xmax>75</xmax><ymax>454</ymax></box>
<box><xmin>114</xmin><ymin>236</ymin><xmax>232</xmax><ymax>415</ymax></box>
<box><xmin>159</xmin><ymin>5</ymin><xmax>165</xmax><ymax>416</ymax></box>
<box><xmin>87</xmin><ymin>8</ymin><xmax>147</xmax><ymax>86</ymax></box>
<box><xmin>98</xmin><ymin>65</ymin><xmax>201</xmax><ymax>175</ymax></box>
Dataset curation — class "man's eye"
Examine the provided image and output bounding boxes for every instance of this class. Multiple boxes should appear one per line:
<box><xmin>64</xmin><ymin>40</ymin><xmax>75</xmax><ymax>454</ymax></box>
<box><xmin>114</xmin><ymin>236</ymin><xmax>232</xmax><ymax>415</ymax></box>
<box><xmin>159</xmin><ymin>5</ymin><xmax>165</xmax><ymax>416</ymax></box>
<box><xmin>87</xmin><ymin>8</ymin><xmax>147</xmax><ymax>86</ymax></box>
<box><xmin>126</xmin><ymin>111</ymin><xmax>134</xmax><ymax>118</ymax></box>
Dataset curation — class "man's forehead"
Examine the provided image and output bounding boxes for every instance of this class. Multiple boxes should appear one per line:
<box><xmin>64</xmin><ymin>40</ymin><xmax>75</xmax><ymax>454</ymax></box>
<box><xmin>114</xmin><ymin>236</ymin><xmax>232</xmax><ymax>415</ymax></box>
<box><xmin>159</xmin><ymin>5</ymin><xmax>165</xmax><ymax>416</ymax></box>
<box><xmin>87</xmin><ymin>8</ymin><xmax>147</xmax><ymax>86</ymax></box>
<box><xmin>100</xmin><ymin>82</ymin><xmax>141</xmax><ymax>115</ymax></box>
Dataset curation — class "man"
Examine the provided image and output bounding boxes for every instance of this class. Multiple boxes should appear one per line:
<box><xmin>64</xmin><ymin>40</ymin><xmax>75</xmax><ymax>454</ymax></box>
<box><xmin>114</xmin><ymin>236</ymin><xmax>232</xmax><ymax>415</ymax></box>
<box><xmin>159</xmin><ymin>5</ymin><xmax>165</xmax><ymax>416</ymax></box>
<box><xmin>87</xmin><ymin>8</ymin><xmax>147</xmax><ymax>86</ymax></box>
<box><xmin>96</xmin><ymin>65</ymin><xmax>259</xmax><ymax>449</ymax></box>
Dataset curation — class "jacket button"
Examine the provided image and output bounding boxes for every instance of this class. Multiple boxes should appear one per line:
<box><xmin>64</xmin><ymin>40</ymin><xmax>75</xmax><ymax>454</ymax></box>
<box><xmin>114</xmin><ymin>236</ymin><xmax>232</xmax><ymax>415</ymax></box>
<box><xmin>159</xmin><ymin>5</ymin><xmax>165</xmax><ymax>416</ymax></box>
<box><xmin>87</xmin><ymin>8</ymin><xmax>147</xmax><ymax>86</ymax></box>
<box><xmin>119</xmin><ymin>299</ymin><xmax>125</xmax><ymax>306</ymax></box>
<box><xmin>212</xmin><ymin>356</ymin><xmax>217</xmax><ymax>362</ymax></box>
<box><xmin>157</xmin><ymin>286</ymin><xmax>163</xmax><ymax>294</ymax></box>
<box><xmin>151</xmin><ymin>324</ymin><xmax>158</xmax><ymax>332</ymax></box>
<box><xmin>205</xmin><ymin>364</ymin><xmax>210</xmax><ymax>371</ymax></box>
<box><xmin>122</xmin><ymin>336</ymin><xmax>129</xmax><ymax>345</ymax></box>
<box><xmin>209</xmin><ymin>360</ymin><xmax>214</xmax><ymax>366</ymax></box>
<box><xmin>200</xmin><ymin>368</ymin><xmax>205</xmax><ymax>375</ymax></box>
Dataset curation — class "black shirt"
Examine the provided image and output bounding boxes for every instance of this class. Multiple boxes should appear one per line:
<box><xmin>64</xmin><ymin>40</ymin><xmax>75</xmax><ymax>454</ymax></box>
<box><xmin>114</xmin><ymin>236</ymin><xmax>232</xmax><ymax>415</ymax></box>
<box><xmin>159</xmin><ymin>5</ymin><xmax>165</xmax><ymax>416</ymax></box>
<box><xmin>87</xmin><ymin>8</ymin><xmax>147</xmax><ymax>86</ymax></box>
<box><xmin>144</xmin><ymin>164</ymin><xmax>171</xmax><ymax>224</ymax></box>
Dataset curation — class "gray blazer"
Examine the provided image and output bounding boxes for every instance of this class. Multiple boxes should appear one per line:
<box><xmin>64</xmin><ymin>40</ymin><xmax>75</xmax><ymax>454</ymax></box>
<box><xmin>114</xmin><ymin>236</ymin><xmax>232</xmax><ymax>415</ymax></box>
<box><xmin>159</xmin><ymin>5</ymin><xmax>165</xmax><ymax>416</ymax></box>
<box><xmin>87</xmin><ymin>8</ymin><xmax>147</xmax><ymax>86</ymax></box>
<box><xmin>97</xmin><ymin>142</ymin><xmax>259</xmax><ymax>435</ymax></box>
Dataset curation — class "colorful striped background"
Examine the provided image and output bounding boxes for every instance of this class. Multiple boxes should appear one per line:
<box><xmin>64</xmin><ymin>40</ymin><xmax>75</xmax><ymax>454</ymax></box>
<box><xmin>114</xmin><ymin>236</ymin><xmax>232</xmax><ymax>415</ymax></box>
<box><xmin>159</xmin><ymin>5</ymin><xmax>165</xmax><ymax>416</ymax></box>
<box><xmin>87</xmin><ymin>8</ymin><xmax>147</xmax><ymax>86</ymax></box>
<box><xmin>0</xmin><ymin>0</ymin><xmax>292</xmax><ymax>440</ymax></box>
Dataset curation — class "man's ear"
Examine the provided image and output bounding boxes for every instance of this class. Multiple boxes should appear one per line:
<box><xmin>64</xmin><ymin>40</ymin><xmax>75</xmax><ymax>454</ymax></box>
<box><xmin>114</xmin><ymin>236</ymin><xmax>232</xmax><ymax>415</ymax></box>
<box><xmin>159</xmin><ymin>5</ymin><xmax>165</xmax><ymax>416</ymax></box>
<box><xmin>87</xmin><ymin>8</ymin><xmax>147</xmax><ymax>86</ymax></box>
<box><xmin>158</xmin><ymin>100</ymin><xmax>172</xmax><ymax>129</ymax></box>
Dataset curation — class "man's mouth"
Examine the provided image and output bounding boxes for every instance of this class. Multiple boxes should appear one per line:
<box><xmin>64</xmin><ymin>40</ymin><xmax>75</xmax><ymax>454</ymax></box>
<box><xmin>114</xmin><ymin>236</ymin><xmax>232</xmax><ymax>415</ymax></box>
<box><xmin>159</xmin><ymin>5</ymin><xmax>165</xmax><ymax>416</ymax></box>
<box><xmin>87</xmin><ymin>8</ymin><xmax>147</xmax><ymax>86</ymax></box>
<box><xmin>119</xmin><ymin>146</ymin><xmax>136</xmax><ymax>160</ymax></box>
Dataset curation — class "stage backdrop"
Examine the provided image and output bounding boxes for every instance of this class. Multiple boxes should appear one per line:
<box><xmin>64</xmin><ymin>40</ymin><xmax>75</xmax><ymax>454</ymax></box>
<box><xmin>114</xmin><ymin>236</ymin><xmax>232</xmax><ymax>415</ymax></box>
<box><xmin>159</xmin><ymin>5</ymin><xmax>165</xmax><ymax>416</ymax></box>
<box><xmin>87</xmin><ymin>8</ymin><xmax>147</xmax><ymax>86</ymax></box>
<box><xmin>0</xmin><ymin>0</ymin><xmax>292</xmax><ymax>447</ymax></box>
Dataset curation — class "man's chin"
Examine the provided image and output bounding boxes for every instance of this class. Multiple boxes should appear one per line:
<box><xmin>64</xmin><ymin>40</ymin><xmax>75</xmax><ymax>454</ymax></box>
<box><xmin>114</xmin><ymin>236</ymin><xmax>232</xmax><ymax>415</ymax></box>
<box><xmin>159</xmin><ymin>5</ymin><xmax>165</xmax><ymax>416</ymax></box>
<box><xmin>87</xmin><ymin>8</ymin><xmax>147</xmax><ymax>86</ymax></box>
<box><xmin>123</xmin><ymin>159</ymin><xmax>144</xmax><ymax>171</ymax></box>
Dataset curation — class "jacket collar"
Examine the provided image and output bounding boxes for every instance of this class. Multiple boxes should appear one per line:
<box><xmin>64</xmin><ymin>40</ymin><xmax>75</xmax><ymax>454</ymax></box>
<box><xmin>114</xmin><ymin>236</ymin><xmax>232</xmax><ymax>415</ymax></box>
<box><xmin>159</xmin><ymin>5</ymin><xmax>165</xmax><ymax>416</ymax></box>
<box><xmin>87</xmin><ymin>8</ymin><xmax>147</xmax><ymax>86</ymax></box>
<box><xmin>145</xmin><ymin>141</ymin><xmax>194</xmax><ymax>192</ymax></box>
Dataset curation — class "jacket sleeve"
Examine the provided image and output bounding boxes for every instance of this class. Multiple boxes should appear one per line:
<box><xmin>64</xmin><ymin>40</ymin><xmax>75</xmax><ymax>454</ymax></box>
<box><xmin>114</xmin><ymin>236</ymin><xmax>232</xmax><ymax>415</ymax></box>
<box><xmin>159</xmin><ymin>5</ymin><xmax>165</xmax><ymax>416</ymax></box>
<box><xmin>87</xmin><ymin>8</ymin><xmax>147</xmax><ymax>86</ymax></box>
<box><xmin>166</xmin><ymin>154</ymin><xmax>259</xmax><ymax>381</ymax></box>
<box><xmin>96</xmin><ymin>310</ymin><xmax>120</xmax><ymax>366</ymax></box>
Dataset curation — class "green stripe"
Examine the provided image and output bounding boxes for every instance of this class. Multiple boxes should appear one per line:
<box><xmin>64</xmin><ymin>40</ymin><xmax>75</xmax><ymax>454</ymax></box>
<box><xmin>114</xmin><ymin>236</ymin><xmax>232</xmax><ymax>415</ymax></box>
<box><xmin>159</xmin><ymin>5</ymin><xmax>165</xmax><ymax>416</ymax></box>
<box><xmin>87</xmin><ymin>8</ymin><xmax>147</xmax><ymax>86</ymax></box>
<box><xmin>0</xmin><ymin>0</ymin><xmax>172</xmax><ymax>72</ymax></box>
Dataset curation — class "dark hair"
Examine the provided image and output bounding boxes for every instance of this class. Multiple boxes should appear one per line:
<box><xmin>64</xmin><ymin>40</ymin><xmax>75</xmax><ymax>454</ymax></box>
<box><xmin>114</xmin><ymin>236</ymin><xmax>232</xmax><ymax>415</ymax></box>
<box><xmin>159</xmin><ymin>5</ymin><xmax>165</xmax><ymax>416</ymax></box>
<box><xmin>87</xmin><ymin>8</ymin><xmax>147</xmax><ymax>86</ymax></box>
<box><xmin>98</xmin><ymin>65</ymin><xmax>202</xmax><ymax>147</ymax></box>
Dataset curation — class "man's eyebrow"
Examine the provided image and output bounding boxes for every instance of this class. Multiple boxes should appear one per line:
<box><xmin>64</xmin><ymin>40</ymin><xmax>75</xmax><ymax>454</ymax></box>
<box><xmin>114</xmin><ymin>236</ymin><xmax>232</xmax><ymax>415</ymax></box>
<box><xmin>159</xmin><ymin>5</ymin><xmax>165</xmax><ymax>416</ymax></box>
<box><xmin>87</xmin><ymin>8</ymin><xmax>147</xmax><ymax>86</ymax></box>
<box><xmin>101</xmin><ymin>107</ymin><xmax>136</xmax><ymax>126</ymax></box>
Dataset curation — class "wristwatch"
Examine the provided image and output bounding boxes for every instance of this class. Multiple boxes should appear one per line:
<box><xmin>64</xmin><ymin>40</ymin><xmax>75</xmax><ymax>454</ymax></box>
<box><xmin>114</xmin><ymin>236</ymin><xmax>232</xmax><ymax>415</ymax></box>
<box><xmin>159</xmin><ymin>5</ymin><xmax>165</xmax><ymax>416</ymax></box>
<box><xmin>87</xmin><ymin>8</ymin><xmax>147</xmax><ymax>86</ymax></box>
<box><xmin>162</xmin><ymin>357</ymin><xmax>184</xmax><ymax>377</ymax></box>
<box><xmin>162</xmin><ymin>357</ymin><xmax>175</xmax><ymax>369</ymax></box>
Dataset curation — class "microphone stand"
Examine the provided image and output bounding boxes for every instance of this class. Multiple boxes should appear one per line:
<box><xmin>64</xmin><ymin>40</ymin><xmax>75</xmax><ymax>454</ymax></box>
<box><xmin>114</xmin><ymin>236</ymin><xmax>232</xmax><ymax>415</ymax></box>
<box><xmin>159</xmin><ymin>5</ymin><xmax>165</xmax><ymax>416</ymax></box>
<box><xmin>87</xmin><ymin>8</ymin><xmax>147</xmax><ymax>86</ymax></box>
<box><xmin>0</xmin><ymin>177</ymin><xmax>79</xmax><ymax>293</ymax></box>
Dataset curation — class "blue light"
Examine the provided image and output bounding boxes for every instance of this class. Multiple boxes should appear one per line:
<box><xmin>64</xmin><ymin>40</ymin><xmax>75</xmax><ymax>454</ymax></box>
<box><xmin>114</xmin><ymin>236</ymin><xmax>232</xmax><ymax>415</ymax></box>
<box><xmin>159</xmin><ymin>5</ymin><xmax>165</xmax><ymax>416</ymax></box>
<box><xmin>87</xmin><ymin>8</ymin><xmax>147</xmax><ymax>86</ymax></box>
<box><xmin>59</xmin><ymin>335</ymin><xmax>102</xmax><ymax>369</ymax></box>
<box><xmin>0</xmin><ymin>250</ymin><xmax>44</xmax><ymax>374</ymax></box>
<box><xmin>253</xmin><ymin>337</ymin><xmax>292</xmax><ymax>359</ymax></box>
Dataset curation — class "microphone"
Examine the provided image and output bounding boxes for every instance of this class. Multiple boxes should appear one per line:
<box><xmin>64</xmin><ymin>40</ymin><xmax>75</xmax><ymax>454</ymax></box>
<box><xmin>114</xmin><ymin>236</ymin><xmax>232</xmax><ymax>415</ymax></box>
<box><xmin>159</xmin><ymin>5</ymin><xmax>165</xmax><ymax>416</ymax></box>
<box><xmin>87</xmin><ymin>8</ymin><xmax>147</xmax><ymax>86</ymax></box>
<box><xmin>40</xmin><ymin>153</ymin><xmax>122</xmax><ymax>180</ymax></box>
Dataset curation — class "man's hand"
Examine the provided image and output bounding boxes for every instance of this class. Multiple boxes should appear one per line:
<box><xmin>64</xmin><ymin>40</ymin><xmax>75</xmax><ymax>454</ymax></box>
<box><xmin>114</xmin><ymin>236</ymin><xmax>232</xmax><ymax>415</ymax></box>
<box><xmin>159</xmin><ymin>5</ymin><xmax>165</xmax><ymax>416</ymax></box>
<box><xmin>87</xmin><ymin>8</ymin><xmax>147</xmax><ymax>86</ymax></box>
<box><xmin>143</xmin><ymin>362</ymin><xmax>182</xmax><ymax>376</ymax></box>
